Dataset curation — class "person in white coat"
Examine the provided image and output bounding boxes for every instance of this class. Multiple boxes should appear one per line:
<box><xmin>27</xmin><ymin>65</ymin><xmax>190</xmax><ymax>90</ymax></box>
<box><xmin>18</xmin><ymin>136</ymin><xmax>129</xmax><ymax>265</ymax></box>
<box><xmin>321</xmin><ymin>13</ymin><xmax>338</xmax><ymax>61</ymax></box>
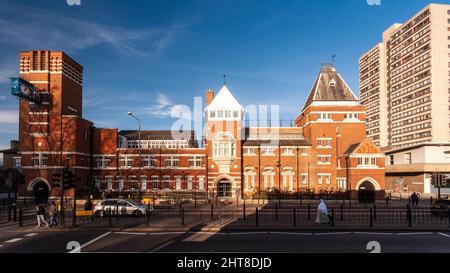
<box><xmin>315</xmin><ymin>198</ymin><xmax>329</xmax><ymax>224</ymax></box>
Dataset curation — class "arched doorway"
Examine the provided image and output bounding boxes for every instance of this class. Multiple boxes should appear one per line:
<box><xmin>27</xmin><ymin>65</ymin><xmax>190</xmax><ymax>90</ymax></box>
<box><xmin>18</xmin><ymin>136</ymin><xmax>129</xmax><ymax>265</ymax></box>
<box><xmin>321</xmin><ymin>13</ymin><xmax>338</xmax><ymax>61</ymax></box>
<box><xmin>217</xmin><ymin>179</ymin><xmax>232</xmax><ymax>197</ymax></box>
<box><xmin>358</xmin><ymin>180</ymin><xmax>375</xmax><ymax>203</ymax></box>
<box><xmin>34</xmin><ymin>181</ymin><xmax>49</xmax><ymax>204</ymax></box>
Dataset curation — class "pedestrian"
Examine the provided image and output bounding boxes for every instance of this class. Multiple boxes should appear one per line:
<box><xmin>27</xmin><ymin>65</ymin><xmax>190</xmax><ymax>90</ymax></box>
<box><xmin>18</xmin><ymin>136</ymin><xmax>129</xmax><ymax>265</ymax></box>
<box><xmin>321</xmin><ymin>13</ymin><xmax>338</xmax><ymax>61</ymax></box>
<box><xmin>48</xmin><ymin>201</ymin><xmax>58</xmax><ymax>227</ymax></box>
<box><xmin>315</xmin><ymin>198</ymin><xmax>329</xmax><ymax>224</ymax></box>
<box><xmin>35</xmin><ymin>204</ymin><xmax>49</xmax><ymax>228</ymax></box>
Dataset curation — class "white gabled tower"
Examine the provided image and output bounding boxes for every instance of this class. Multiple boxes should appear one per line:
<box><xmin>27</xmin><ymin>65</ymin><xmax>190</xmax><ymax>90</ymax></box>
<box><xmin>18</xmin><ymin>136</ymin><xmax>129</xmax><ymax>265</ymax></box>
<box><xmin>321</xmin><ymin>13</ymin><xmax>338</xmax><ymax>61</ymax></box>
<box><xmin>204</xmin><ymin>85</ymin><xmax>244</xmax><ymax>199</ymax></box>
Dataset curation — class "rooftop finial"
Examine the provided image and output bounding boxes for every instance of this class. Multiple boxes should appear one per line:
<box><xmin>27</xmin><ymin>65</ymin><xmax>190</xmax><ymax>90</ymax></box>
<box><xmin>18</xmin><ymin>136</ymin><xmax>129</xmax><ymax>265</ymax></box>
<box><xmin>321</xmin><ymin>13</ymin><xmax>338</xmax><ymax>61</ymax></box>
<box><xmin>223</xmin><ymin>74</ymin><xmax>226</xmax><ymax>85</ymax></box>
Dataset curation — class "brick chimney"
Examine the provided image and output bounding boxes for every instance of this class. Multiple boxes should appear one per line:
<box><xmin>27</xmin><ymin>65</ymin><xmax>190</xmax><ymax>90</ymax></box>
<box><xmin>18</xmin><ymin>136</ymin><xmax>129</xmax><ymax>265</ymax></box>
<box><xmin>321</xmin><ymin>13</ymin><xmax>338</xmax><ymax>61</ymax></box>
<box><xmin>205</xmin><ymin>89</ymin><xmax>214</xmax><ymax>107</ymax></box>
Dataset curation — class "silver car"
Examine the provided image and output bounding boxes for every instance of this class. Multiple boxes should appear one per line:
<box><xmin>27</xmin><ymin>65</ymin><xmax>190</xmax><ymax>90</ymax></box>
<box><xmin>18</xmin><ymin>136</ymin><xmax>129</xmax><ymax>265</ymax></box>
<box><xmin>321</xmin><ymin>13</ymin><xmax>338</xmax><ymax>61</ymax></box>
<box><xmin>94</xmin><ymin>199</ymin><xmax>152</xmax><ymax>217</ymax></box>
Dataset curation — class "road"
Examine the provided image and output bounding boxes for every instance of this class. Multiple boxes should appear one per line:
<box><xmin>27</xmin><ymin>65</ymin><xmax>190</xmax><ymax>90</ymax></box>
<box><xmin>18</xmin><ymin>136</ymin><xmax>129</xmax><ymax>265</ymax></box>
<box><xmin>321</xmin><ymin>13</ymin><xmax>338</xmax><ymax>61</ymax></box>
<box><xmin>1</xmin><ymin>228</ymin><xmax>450</xmax><ymax>253</ymax></box>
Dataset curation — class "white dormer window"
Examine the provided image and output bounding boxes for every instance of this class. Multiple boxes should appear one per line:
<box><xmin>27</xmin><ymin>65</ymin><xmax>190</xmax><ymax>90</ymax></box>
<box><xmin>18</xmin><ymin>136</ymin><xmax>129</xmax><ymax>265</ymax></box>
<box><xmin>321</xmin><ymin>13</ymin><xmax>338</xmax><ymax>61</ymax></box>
<box><xmin>329</xmin><ymin>79</ymin><xmax>336</xmax><ymax>87</ymax></box>
<box><xmin>209</xmin><ymin>110</ymin><xmax>216</xmax><ymax>118</ymax></box>
<box><xmin>217</xmin><ymin>110</ymin><xmax>224</xmax><ymax>118</ymax></box>
<box><xmin>233</xmin><ymin>110</ymin><xmax>239</xmax><ymax>118</ymax></box>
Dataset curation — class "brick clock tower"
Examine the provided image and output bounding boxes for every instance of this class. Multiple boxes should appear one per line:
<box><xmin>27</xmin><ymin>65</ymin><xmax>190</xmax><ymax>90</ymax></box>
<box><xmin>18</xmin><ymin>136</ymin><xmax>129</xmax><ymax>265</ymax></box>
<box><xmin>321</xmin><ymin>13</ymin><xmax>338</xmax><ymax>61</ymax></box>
<box><xmin>204</xmin><ymin>85</ymin><xmax>244</xmax><ymax>199</ymax></box>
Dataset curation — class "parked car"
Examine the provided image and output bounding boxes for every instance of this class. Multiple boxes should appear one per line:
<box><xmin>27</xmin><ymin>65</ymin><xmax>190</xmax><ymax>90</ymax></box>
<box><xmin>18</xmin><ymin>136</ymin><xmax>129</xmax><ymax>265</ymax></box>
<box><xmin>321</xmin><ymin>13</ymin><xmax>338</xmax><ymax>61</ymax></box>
<box><xmin>94</xmin><ymin>199</ymin><xmax>153</xmax><ymax>217</ymax></box>
<box><xmin>430</xmin><ymin>199</ymin><xmax>450</xmax><ymax>216</ymax></box>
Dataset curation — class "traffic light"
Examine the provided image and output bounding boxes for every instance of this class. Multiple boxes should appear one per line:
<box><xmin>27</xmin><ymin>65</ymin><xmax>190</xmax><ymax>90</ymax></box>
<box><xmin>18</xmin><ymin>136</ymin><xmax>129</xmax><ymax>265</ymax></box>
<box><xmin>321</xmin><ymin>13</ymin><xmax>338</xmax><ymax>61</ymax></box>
<box><xmin>63</xmin><ymin>169</ymin><xmax>75</xmax><ymax>190</ymax></box>
<box><xmin>52</xmin><ymin>172</ymin><xmax>62</xmax><ymax>188</ymax></box>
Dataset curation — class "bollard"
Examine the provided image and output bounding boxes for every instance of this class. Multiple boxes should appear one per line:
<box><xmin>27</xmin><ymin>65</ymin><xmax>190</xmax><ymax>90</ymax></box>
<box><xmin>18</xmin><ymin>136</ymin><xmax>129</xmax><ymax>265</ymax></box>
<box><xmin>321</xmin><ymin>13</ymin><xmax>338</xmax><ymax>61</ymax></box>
<box><xmin>373</xmin><ymin>204</ymin><xmax>377</xmax><ymax>220</ymax></box>
<box><xmin>210</xmin><ymin>204</ymin><xmax>214</xmax><ymax>221</ymax></box>
<box><xmin>181</xmin><ymin>208</ymin><xmax>185</xmax><ymax>226</ymax></box>
<box><xmin>369</xmin><ymin>208</ymin><xmax>373</xmax><ymax>227</ymax></box>
<box><xmin>108</xmin><ymin>208</ymin><xmax>112</xmax><ymax>227</ymax></box>
<box><xmin>13</xmin><ymin>205</ymin><xmax>17</xmax><ymax>222</ymax></box>
<box><xmin>19</xmin><ymin>208</ymin><xmax>23</xmax><ymax>227</ymax></box>
<box><xmin>340</xmin><ymin>204</ymin><xmax>344</xmax><ymax>221</ymax></box>
<box><xmin>293</xmin><ymin>208</ymin><xmax>296</xmax><ymax>227</ymax></box>
<box><xmin>255</xmin><ymin>207</ymin><xmax>259</xmax><ymax>226</ymax></box>
<box><xmin>331</xmin><ymin>209</ymin><xmax>335</xmax><ymax>227</ymax></box>
<box><xmin>407</xmin><ymin>205</ymin><xmax>412</xmax><ymax>227</ymax></box>
<box><xmin>307</xmin><ymin>204</ymin><xmax>311</xmax><ymax>221</ymax></box>
<box><xmin>448</xmin><ymin>209</ymin><xmax>450</xmax><ymax>228</ymax></box>
<box><xmin>275</xmin><ymin>204</ymin><xmax>278</xmax><ymax>220</ymax></box>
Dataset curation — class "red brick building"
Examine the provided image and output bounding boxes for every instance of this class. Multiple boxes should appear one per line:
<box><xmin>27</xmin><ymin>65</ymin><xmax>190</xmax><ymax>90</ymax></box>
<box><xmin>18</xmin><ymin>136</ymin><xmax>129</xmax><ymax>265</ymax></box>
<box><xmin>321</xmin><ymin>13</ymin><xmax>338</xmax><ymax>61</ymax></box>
<box><xmin>14</xmin><ymin>51</ymin><xmax>385</xmax><ymax>202</ymax></box>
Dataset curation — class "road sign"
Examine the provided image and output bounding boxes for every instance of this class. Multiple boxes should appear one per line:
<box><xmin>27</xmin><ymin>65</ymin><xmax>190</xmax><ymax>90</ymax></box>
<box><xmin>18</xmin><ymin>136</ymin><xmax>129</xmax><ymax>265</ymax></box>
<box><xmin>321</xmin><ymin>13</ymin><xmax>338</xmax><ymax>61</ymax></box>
<box><xmin>10</xmin><ymin>78</ymin><xmax>42</xmax><ymax>104</ymax></box>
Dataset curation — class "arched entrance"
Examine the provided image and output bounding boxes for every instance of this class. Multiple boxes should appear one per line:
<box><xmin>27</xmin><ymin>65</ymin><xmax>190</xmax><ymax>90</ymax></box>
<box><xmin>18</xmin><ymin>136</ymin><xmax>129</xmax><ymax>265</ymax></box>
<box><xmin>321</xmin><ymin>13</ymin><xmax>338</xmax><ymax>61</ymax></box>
<box><xmin>217</xmin><ymin>179</ymin><xmax>232</xmax><ymax>197</ymax></box>
<box><xmin>33</xmin><ymin>181</ymin><xmax>49</xmax><ymax>204</ymax></box>
<box><xmin>358</xmin><ymin>180</ymin><xmax>375</xmax><ymax>203</ymax></box>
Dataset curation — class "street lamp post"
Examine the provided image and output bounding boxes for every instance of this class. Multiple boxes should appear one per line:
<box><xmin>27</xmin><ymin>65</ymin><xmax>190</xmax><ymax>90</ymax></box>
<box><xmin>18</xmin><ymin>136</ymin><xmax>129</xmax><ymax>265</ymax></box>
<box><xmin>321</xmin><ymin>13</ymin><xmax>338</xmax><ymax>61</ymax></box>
<box><xmin>127</xmin><ymin>112</ymin><xmax>142</xmax><ymax>202</ymax></box>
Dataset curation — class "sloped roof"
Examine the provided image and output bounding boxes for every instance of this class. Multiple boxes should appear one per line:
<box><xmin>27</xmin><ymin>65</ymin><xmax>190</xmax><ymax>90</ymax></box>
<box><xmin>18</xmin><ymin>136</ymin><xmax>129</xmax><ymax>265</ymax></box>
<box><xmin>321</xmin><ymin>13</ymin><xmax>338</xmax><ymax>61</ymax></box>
<box><xmin>206</xmin><ymin>85</ymin><xmax>243</xmax><ymax>110</ymax></box>
<box><xmin>343</xmin><ymin>138</ymin><xmax>382</xmax><ymax>155</ymax></box>
<box><xmin>303</xmin><ymin>64</ymin><xmax>358</xmax><ymax>110</ymax></box>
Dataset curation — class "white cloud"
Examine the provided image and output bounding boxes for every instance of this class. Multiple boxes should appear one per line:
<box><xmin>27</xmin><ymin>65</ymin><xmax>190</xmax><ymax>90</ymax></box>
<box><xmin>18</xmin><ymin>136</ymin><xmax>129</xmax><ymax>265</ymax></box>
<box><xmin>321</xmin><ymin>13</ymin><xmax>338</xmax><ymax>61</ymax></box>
<box><xmin>0</xmin><ymin>1</ymin><xmax>195</xmax><ymax>57</ymax></box>
<box><xmin>144</xmin><ymin>93</ymin><xmax>191</xmax><ymax>120</ymax></box>
<box><xmin>0</xmin><ymin>110</ymin><xmax>18</xmax><ymax>125</ymax></box>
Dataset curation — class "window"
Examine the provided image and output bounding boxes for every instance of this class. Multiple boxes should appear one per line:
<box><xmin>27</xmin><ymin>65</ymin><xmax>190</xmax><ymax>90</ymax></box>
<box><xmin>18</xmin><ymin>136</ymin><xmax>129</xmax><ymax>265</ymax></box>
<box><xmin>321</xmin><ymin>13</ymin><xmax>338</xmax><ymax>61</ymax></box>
<box><xmin>282</xmin><ymin>148</ymin><xmax>294</xmax><ymax>155</ymax></box>
<box><xmin>217</xmin><ymin>110</ymin><xmax>224</xmax><ymax>118</ymax></box>
<box><xmin>244</xmin><ymin>148</ymin><xmax>256</xmax><ymax>155</ymax></box>
<box><xmin>329</xmin><ymin>79</ymin><xmax>336</xmax><ymax>87</ymax></box>
<box><xmin>233</xmin><ymin>110</ymin><xmax>239</xmax><ymax>118</ymax></box>
<box><xmin>317</xmin><ymin>155</ymin><xmax>331</xmax><ymax>165</ymax></box>
<box><xmin>316</xmin><ymin>138</ymin><xmax>331</xmax><ymax>148</ymax></box>
<box><xmin>165</xmin><ymin>156</ymin><xmax>179</xmax><ymax>168</ymax></box>
<box><xmin>187</xmin><ymin>176</ymin><xmax>193</xmax><ymax>190</ymax></box>
<box><xmin>119</xmin><ymin>155</ymin><xmax>133</xmax><ymax>168</ymax></box>
<box><xmin>263</xmin><ymin>169</ymin><xmax>275</xmax><ymax>190</ymax></box>
<box><xmin>175</xmin><ymin>177</ymin><xmax>181</xmax><ymax>190</ymax></box>
<box><xmin>117</xmin><ymin>176</ymin><xmax>125</xmax><ymax>191</ymax></box>
<box><xmin>318</xmin><ymin>174</ymin><xmax>331</xmax><ymax>185</ymax></box>
<box><xmin>225</xmin><ymin>110</ymin><xmax>231</xmax><ymax>118</ymax></box>
<box><xmin>95</xmin><ymin>156</ymin><xmax>111</xmax><ymax>168</ymax></box>
<box><xmin>163</xmin><ymin>177</ymin><xmax>170</xmax><ymax>190</ymax></box>
<box><xmin>389</xmin><ymin>155</ymin><xmax>394</xmax><ymax>165</ymax></box>
<box><xmin>244</xmin><ymin>168</ymin><xmax>256</xmax><ymax>190</ymax></box>
<box><xmin>13</xmin><ymin>157</ymin><xmax>21</xmax><ymax>168</ymax></box>
<box><xmin>405</xmin><ymin>153</ymin><xmax>412</xmax><ymax>164</ymax></box>
<box><xmin>301</xmin><ymin>174</ymin><xmax>308</xmax><ymax>185</ymax></box>
<box><xmin>94</xmin><ymin>176</ymin><xmax>101</xmax><ymax>190</ymax></box>
<box><xmin>198</xmin><ymin>177</ymin><xmax>205</xmax><ymax>190</ymax></box>
<box><xmin>344</xmin><ymin>113</ymin><xmax>359</xmax><ymax>120</ymax></box>
<box><xmin>337</xmin><ymin>178</ymin><xmax>347</xmax><ymax>190</ymax></box>
<box><xmin>151</xmin><ymin>177</ymin><xmax>159</xmax><ymax>190</ymax></box>
<box><xmin>140</xmin><ymin>176</ymin><xmax>147</xmax><ymax>191</ymax></box>
<box><xmin>128</xmin><ymin>176</ymin><xmax>137</xmax><ymax>190</ymax></box>
<box><xmin>188</xmin><ymin>156</ymin><xmax>203</xmax><ymax>168</ymax></box>
<box><xmin>357</xmin><ymin>157</ymin><xmax>378</xmax><ymax>168</ymax></box>
<box><xmin>32</xmin><ymin>153</ymin><xmax>48</xmax><ymax>167</ymax></box>
<box><xmin>261</xmin><ymin>147</ymin><xmax>275</xmax><ymax>155</ymax></box>
<box><xmin>282</xmin><ymin>169</ymin><xmax>294</xmax><ymax>191</ymax></box>
<box><xmin>106</xmin><ymin>176</ymin><xmax>113</xmax><ymax>191</ymax></box>
<box><xmin>213</xmin><ymin>142</ymin><xmax>235</xmax><ymax>158</ymax></box>
<box><xmin>317</xmin><ymin>113</ymin><xmax>332</xmax><ymax>121</ymax></box>
<box><xmin>209</xmin><ymin>110</ymin><xmax>216</xmax><ymax>118</ymax></box>
<box><xmin>143</xmin><ymin>156</ymin><xmax>156</xmax><ymax>168</ymax></box>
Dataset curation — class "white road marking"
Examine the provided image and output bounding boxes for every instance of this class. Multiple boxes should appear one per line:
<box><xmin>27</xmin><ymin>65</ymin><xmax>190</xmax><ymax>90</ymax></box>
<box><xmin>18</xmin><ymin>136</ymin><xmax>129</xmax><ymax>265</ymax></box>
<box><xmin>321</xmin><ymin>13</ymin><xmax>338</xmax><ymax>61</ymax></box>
<box><xmin>396</xmin><ymin>232</ymin><xmax>434</xmax><ymax>236</ymax></box>
<box><xmin>149</xmin><ymin>232</ymin><xmax>186</xmax><ymax>235</ymax></box>
<box><xmin>24</xmin><ymin>233</ymin><xmax>38</xmax><ymax>237</ymax></box>
<box><xmin>269</xmin><ymin>232</ymin><xmax>313</xmax><ymax>236</ymax></box>
<box><xmin>437</xmin><ymin>232</ymin><xmax>450</xmax><ymax>238</ymax></box>
<box><xmin>229</xmin><ymin>232</ymin><xmax>268</xmax><ymax>235</ymax></box>
<box><xmin>150</xmin><ymin>240</ymin><xmax>174</xmax><ymax>252</ymax></box>
<box><xmin>114</xmin><ymin>232</ymin><xmax>147</xmax><ymax>236</ymax></box>
<box><xmin>353</xmin><ymin>232</ymin><xmax>394</xmax><ymax>235</ymax></box>
<box><xmin>5</xmin><ymin>238</ymin><xmax>23</xmax><ymax>243</ymax></box>
<box><xmin>69</xmin><ymin>232</ymin><xmax>111</xmax><ymax>253</ymax></box>
<box><xmin>188</xmin><ymin>231</ymin><xmax>226</xmax><ymax>235</ymax></box>
<box><xmin>314</xmin><ymin>232</ymin><xmax>352</xmax><ymax>236</ymax></box>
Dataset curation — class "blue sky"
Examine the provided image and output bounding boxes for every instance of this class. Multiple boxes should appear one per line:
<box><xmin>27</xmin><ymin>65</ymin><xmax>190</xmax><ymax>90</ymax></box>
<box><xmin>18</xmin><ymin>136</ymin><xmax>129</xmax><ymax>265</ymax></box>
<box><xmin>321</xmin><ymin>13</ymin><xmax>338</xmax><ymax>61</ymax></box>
<box><xmin>0</xmin><ymin>0</ymin><xmax>448</xmax><ymax>150</ymax></box>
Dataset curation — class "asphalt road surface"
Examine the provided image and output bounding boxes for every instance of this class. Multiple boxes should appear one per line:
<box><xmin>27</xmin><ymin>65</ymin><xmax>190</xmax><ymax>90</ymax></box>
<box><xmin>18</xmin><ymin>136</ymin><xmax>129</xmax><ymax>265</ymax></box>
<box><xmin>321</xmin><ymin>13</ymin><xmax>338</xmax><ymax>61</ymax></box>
<box><xmin>1</xmin><ymin>229</ymin><xmax>450</xmax><ymax>253</ymax></box>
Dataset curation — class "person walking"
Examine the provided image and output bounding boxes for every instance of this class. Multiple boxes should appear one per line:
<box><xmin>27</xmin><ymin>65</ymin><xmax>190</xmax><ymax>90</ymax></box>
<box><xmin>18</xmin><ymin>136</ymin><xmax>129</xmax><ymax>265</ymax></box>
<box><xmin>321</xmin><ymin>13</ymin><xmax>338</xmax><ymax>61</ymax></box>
<box><xmin>48</xmin><ymin>201</ymin><xmax>58</xmax><ymax>227</ymax></box>
<box><xmin>315</xmin><ymin>198</ymin><xmax>329</xmax><ymax>224</ymax></box>
<box><xmin>35</xmin><ymin>204</ymin><xmax>49</xmax><ymax>228</ymax></box>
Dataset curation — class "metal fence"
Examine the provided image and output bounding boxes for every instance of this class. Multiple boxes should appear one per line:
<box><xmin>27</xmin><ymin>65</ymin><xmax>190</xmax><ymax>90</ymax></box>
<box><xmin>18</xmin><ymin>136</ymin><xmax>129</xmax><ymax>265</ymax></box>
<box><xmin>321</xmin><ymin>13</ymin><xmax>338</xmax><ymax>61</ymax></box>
<box><xmin>1</xmin><ymin>198</ymin><xmax>450</xmax><ymax>229</ymax></box>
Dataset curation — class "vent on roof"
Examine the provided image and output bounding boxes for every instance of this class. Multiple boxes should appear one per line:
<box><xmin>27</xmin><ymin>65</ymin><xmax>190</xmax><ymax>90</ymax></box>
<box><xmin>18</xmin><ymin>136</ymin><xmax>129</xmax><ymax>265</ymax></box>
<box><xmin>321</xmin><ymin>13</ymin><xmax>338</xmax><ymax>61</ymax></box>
<box><xmin>329</xmin><ymin>79</ymin><xmax>336</xmax><ymax>87</ymax></box>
